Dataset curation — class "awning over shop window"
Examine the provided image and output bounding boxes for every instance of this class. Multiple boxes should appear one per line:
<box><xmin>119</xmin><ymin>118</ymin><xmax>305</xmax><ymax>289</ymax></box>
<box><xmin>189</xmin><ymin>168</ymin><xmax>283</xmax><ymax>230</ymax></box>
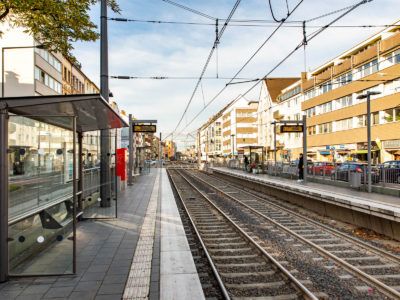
<box><xmin>319</xmin><ymin>151</ymin><xmax>330</xmax><ymax>155</ymax></box>
<box><xmin>0</xmin><ymin>94</ymin><xmax>128</xmax><ymax>132</ymax></box>
<box><xmin>355</xmin><ymin>149</ymin><xmax>380</xmax><ymax>154</ymax></box>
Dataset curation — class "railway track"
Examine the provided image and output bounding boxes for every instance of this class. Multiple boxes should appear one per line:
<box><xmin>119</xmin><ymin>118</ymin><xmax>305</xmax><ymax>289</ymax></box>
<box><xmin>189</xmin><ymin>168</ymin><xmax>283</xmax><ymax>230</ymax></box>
<box><xmin>183</xmin><ymin>169</ymin><xmax>400</xmax><ymax>299</ymax></box>
<box><xmin>168</xmin><ymin>169</ymin><xmax>318</xmax><ymax>300</ymax></box>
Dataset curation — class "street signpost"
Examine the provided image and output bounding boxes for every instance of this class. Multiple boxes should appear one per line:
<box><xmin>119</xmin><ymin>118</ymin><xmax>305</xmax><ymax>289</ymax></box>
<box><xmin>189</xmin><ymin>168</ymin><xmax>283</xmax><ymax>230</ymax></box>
<box><xmin>280</xmin><ymin>125</ymin><xmax>304</xmax><ymax>133</ymax></box>
<box><xmin>133</xmin><ymin>125</ymin><xmax>156</xmax><ymax>133</ymax></box>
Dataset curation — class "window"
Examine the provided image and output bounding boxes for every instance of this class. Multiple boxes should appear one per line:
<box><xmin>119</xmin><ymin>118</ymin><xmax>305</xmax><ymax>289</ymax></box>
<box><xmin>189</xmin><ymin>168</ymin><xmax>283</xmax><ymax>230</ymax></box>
<box><xmin>357</xmin><ymin>115</ymin><xmax>367</xmax><ymax>127</ymax></box>
<box><xmin>336</xmin><ymin>95</ymin><xmax>353</xmax><ymax>109</ymax></box>
<box><xmin>306</xmin><ymin>107</ymin><xmax>316</xmax><ymax>118</ymax></box>
<box><xmin>372</xmin><ymin>112</ymin><xmax>380</xmax><ymax>125</ymax></box>
<box><xmin>318</xmin><ymin>122</ymin><xmax>332</xmax><ymax>134</ymax></box>
<box><xmin>34</xmin><ymin>67</ymin><xmax>62</xmax><ymax>94</ymax></box>
<box><xmin>35</xmin><ymin>47</ymin><xmax>61</xmax><ymax>72</ymax></box>
<box><xmin>304</xmin><ymin>89</ymin><xmax>315</xmax><ymax>100</ymax></box>
<box><xmin>63</xmin><ymin>67</ymin><xmax>67</xmax><ymax>80</ymax></box>
<box><xmin>357</xmin><ymin>59</ymin><xmax>378</xmax><ymax>78</ymax></box>
<box><xmin>336</xmin><ymin>71</ymin><xmax>352</xmax><ymax>87</ymax></box>
<box><xmin>385</xmin><ymin>49</ymin><xmax>400</xmax><ymax>65</ymax></box>
<box><xmin>319</xmin><ymin>81</ymin><xmax>332</xmax><ymax>94</ymax></box>
<box><xmin>336</xmin><ymin>118</ymin><xmax>353</xmax><ymax>131</ymax></box>
<box><xmin>384</xmin><ymin>109</ymin><xmax>394</xmax><ymax>123</ymax></box>
<box><xmin>384</xmin><ymin>79</ymin><xmax>400</xmax><ymax>94</ymax></box>
<box><xmin>320</xmin><ymin>101</ymin><xmax>332</xmax><ymax>114</ymax></box>
<box><xmin>67</xmin><ymin>70</ymin><xmax>71</xmax><ymax>82</ymax></box>
<box><xmin>307</xmin><ymin>126</ymin><xmax>316</xmax><ymax>135</ymax></box>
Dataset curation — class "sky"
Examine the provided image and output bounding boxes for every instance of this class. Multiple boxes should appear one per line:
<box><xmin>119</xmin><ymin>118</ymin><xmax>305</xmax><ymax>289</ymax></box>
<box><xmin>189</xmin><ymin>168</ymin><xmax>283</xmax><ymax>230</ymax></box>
<box><xmin>72</xmin><ymin>0</ymin><xmax>400</xmax><ymax>150</ymax></box>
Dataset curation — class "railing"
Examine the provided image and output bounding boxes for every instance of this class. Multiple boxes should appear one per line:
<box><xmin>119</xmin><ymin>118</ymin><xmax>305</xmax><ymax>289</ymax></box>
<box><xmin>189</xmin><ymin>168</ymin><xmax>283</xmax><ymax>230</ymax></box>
<box><xmin>217</xmin><ymin>159</ymin><xmax>400</xmax><ymax>191</ymax></box>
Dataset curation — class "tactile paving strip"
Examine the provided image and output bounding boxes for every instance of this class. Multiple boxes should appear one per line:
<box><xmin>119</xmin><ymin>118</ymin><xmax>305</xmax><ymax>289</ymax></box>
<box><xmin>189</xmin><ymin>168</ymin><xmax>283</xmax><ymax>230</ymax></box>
<box><xmin>123</xmin><ymin>169</ymin><xmax>160</xmax><ymax>300</ymax></box>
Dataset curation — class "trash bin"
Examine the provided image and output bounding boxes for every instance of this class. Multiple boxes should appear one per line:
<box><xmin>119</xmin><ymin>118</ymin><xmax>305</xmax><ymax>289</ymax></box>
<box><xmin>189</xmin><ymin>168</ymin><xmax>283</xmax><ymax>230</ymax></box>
<box><xmin>349</xmin><ymin>172</ymin><xmax>361</xmax><ymax>188</ymax></box>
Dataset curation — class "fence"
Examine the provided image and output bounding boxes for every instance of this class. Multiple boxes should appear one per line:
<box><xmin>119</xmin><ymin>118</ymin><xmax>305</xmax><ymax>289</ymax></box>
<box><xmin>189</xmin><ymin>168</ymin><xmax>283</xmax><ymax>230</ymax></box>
<box><xmin>211</xmin><ymin>159</ymin><xmax>400</xmax><ymax>191</ymax></box>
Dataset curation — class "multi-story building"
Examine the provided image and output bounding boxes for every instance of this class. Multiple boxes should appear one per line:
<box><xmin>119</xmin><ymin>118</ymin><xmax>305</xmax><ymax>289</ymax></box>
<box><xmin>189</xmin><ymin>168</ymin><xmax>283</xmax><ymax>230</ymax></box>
<box><xmin>163</xmin><ymin>140</ymin><xmax>177</xmax><ymax>160</ymax></box>
<box><xmin>197</xmin><ymin>95</ymin><xmax>259</xmax><ymax>160</ymax></box>
<box><xmin>258</xmin><ymin>78</ymin><xmax>302</xmax><ymax>161</ymax></box>
<box><xmin>221</xmin><ymin>96</ymin><xmax>259</xmax><ymax>157</ymax></box>
<box><xmin>301</xmin><ymin>21</ymin><xmax>400</xmax><ymax>163</ymax></box>
<box><xmin>0</xmin><ymin>25</ymin><xmax>63</xmax><ymax>97</ymax></box>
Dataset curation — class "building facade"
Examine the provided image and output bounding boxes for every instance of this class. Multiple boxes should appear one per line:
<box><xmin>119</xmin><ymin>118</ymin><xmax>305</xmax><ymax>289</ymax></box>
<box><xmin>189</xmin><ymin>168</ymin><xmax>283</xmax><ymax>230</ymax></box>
<box><xmin>301</xmin><ymin>22</ymin><xmax>400</xmax><ymax>163</ymax></box>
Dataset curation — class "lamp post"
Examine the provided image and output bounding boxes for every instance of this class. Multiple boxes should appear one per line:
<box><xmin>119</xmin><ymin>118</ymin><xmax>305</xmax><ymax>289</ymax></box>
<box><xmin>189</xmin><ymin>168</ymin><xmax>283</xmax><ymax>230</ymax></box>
<box><xmin>231</xmin><ymin>134</ymin><xmax>235</xmax><ymax>158</ymax></box>
<box><xmin>2</xmin><ymin>45</ymin><xmax>47</xmax><ymax>97</ymax></box>
<box><xmin>357</xmin><ymin>90</ymin><xmax>381</xmax><ymax>193</ymax></box>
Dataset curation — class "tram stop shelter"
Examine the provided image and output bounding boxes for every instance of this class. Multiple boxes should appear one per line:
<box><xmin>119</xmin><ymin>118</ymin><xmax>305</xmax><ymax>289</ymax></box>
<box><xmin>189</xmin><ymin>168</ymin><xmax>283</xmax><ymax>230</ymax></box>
<box><xmin>239</xmin><ymin>145</ymin><xmax>265</xmax><ymax>166</ymax></box>
<box><xmin>0</xmin><ymin>94</ymin><xmax>128</xmax><ymax>282</ymax></box>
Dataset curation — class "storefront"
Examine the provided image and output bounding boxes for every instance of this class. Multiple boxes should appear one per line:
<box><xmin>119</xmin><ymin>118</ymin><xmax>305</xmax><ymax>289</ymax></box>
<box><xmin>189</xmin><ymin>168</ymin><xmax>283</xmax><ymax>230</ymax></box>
<box><xmin>356</xmin><ymin>142</ymin><xmax>380</xmax><ymax>163</ymax></box>
<box><xmin>382</xmin><ymin>140</ymin><xmax>400</xmax><ymax>161</ymax></box>
<box><xmin>0</xmin><ymin>94</ymin><xmax>128</xmax><ymax>282</ymax></box>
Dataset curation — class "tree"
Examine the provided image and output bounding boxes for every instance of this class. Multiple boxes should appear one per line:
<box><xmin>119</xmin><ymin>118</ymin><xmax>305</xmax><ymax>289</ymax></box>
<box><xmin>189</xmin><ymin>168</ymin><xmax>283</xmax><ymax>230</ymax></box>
<box><xmin>0</xmin><ymin>0</ymin><xmax>120</xmax><ymax>59</ymax></box>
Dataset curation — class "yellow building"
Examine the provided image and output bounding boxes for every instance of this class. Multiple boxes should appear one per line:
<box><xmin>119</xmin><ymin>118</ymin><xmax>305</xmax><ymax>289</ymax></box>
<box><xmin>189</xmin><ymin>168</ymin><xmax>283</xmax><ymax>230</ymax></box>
<box><xmin>301</xmin><ymin>22</ymin><xmax>400</xmax><ymax>163</ymax></box>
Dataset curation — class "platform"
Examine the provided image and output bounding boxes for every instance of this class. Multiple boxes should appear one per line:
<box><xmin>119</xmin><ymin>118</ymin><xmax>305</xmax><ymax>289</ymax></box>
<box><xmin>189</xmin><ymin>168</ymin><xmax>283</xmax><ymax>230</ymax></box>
<box><xmin>0</xmin><ymin>168</ymin><xmax>204</xmax><ymax>300</ymax></box>
<box><xmin>210</xmin><ymin>167</ymin><xmax>400</xmax><ymax>240</ymax></box>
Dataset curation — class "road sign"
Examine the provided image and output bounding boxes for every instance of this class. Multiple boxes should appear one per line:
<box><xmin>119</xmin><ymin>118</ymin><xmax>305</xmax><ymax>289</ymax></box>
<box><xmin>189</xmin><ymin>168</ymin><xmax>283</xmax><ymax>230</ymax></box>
<box><xmin>280</xmin><ymin>125</ymin><xmax>303</xmax><ymax>133</ymax></box>
<box><xmin>133</xmin><ymin>125</ymin><xmax>157</xmax><ymax>133</ymax></box>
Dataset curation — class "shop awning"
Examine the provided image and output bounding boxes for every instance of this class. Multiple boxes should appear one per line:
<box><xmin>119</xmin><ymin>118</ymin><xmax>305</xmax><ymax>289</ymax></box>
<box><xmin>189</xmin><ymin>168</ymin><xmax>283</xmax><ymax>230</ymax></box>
<box><xmin>355</xmin><ymin>149</ymin><xmax>379</xmax><ymax>154</ymax></box>
<box><xmin>319</xmin><ymin>151</ymin><xmax>330</xmax><ymax>155</ymax></box>
<box><xmin>0</xmin><ymin>94</ymin><xmax>128</xmax><ymax>132</ymax></box>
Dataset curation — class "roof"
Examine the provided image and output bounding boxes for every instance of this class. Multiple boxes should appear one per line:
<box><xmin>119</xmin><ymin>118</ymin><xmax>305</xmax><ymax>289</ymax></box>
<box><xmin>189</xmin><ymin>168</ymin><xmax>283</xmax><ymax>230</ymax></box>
<box><xmin>0</xmin><ymin>94</ymin><xmax>128</xmax><ymax>132</ymax></box>
<box><xmin>264</xmin><ymin>78</ymin><xmax>299</xmax><ymax>102</ymax></box>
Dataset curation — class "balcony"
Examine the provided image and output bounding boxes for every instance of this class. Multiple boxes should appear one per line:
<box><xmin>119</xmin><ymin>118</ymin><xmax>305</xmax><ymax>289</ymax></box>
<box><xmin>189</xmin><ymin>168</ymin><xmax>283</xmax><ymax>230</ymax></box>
<box><xmin>381</xmin><ymin>32</ymin><xmax>400</xmax><ymax>54</ymax></box>
<box><xmin>333</xmin><ymin>59</ymin><xmax>351</xmax><ymax>76</ymax></box>
<box><xmin>302</xmin><ymin>78</ymin><xmax>315</xmax><ymax>91</ymax></box>
<box><xmin>315</xmin><ymin>67</ymin><xmax>332</xmax><ymax>84</ymax></box>
<box><xmin>353</xmin><ymin>44</ymin><xmax>378</xmax><ymax>67</ymax></box>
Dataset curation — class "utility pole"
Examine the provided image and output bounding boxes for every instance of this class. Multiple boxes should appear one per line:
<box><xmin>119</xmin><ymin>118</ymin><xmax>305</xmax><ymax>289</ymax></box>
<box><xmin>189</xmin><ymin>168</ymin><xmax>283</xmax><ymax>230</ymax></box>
<box><xmin>100</xmin><ymin>0</ymin><xmax>111</xmax><ymax>206</ymax></box>
<box><xmin>159</xmin><ymin>132</ymin><xmax>162</xmax><ymax>168</ymax></box>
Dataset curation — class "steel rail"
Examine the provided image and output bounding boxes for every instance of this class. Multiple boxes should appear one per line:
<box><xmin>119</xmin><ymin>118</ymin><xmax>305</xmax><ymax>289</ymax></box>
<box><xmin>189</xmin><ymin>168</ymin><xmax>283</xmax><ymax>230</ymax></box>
<box><xmin>167</xmin><ymin>170</ymin><xmax>231</xmax><ymax>300</ymax></box>
<box><xmin>174</xmin><ymin>170</ymin><xmax>319</xmax><ymax>300</ymax></box>
<box><xmin>188</xmin><ymin>170</ymin><xmax>400</xmax><ymax>299</ymax></box>
<box><xmin>205</xmin><ymin>170</ymin><xmax>400</xmax><ymax>263</ymax></box>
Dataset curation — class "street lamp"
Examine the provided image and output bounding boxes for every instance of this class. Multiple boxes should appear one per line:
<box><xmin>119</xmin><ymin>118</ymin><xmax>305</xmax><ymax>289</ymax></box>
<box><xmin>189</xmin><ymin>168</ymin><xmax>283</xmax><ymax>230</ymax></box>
<box><xmin>231</xmin><ymin>134</ymin><xmax>235</xmax><ymax>158</ymax></box>
<box><xmin>357</xmin><ymin>90</ymin><xmax>382</xmax><ymax>193</ymax></box>
<box><xmin>2</xmin><ymin>44</ymin><xmax>47</xmax><ymax>97</ymax></box>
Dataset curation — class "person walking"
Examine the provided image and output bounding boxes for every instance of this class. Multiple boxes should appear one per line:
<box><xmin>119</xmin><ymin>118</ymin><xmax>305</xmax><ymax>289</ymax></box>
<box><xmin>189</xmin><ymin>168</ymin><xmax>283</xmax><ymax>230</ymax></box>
<box><xmin>244</xmin><ymin>156</ymin><xmax>249</xmax><ymax>172</ymax></box>
<box><xmin>297</xmin><ymin>153</ymin><xmax>304</xmax><ymax>182</ymax></box>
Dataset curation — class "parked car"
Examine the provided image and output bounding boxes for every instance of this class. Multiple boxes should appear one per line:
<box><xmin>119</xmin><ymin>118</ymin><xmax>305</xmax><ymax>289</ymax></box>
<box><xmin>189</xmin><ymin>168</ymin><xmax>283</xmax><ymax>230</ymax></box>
<box><xmin>309</xmin><ymin>162</ymin><xmax>335</xmax><ymax>176</ymax></box>
<box><xmin>330</xmin><ymin>162</ymin><xmax>379</xmax><ymax>183</ymax></box>
<box><xmin>379</xmin><ymin>160</ymin><xmax>400</xmax><ymax>183</ymax></box>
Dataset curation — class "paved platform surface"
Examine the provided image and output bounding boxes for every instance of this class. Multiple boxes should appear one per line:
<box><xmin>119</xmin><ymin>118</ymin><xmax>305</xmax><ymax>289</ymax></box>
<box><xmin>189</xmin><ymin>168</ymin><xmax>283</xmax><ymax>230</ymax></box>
<box><xmin>211</xmin><ymin>167</ymin><xmax>400</xmax><ymax>221</ymax></box>
<box><xmin>0</xmin><ymin>168</ymin><xmax>203</xmax><ymax>300</ymax></box>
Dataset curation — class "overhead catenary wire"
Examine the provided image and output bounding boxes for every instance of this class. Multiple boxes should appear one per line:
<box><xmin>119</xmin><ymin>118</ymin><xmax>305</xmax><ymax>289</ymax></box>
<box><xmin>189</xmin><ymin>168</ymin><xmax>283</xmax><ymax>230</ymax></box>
<box><xmin>161</xmin><ymin>0</ymin><xmax>215</xmax><ymax>20</ymax></box>
<box><xmin>108</xmin><ymin>17</ymin><xmax>393</xmax><ymax>29</ymax></box>
<box><xmin>163</xmin><ymin>0</ymin><xmax>304</xmax><ymax>141</ymax></box>
<box><xmin>168</xmin><ymin>0</ymin><xmax>371</xmax><ymax>140</ymax></box>
<box><xmin>170</xmin><ymin>0</ymin><xmax>242</xmax><ymax>139</ymax></box>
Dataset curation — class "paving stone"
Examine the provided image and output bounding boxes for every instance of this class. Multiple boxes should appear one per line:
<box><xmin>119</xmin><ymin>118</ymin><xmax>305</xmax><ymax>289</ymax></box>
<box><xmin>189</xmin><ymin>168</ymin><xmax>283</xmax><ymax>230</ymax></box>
<box><xmin>43</xmin><ymin>286</ymin><xmax>74</xmax><ymax>298</ymax></box>
<box><xmin>73</xmin><ymin>281</ymin><xmax>101</xmax><ymax>292</ymax></box>
<box><xmin>97</xmin><ymin>283</ymin><xmax>126</xmax><ymax>295</ymax></box>
<box><xmin>19</xmin><ymin>284</ymin><xmax>52</xmax><ymax>295</ymax></box>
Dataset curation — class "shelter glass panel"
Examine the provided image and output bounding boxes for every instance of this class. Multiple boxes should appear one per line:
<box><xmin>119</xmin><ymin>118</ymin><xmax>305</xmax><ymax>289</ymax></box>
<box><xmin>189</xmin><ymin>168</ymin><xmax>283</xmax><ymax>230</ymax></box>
<box><xmin>8</xmin><ymin>116</ymin><xmax>75</xmax><ymax>276</ymax></box>
<box><xmin>82</xmin><ymin>129</ymin><xmax>117</xmax><ymax>219</ymax></box>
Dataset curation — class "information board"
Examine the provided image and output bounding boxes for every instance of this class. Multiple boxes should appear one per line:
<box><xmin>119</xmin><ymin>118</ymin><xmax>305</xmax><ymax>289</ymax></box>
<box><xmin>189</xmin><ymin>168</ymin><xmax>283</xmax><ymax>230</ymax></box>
<box><xmin>280</xmin><ymin>125</ymin><xmax>303</xmax><ymax>133</ymax></box>
<box><xmin>133</xmin><ymin>125</ymin><xmax>156</xmax><ymax>133</ymax></box>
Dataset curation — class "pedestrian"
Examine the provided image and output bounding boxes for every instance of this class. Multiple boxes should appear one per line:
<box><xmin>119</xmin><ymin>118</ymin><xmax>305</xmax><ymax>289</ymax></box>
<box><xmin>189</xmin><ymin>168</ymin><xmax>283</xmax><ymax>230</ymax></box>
<box><xmin>244</xmin><ymin>156</ymin><xmax>249</xmax><ymax>172</ymax></box>
<box><xmin>297</xmin><ymin>153</ymin><xmax>304</xmax><ymax>182</ymax></box>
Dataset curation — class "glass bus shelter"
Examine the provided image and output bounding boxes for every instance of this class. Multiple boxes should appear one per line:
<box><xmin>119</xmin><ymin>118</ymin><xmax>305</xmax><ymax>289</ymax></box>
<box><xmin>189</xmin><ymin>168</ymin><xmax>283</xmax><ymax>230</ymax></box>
<box><xmin>0</xmin><ymin>94</ymin><xmax>128</xmax><ymax>282</ymax></box>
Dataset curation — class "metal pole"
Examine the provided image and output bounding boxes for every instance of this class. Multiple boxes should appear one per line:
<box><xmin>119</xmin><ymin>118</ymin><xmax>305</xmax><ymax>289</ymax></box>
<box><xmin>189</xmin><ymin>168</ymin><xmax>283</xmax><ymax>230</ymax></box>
<box><xmin>78</xmin><ymin>132</ymin><xmax>83</xmax><ymax>212</ymax></box>
<box><xmin>159</xmin><ymin>132</ymin><xmax>162</xmax><ymax>168</ymax></box>
<box><xmin>273</xmin><ymin>122</ymin><xmax>276</xmax><ymax>175</ymax></box>
<box><xmin>100</xmin><ymin>0</ymin><xmax>111</xmax><ymax>206</ymax></box>
<box><xmin>0</xmin><ymin>105</ymin><xmax>8</xmax><ymax>282</ymax></box>
<box><xmin>367</xmin><ymin>93</ymin><xmax>372</xmax><ymax>193</ymax></box>
<box><xmin>2</xmin><ymin>48</ymin><xmax>4</xmax><ymax>97</ymax></box>
<box><xmin>128</xmin><ymin>114</ymin><xmax>133</xmax><ymax>185</ymax></box>
<box><xmin>72</xmin><ymin>117</ymin><xmax>77</xmax><ymax>274</ymax></box>
<box><xmin>303</xmin><ymin>115</ymin><xmax>307</xmax><ymax>183</ymax></box>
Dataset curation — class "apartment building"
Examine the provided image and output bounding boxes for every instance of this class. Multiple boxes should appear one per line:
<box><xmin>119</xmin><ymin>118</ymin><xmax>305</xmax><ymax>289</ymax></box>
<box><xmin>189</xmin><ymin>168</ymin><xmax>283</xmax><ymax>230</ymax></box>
<box><xmin>0</xmin><ymin>25</ymin><xmax>63</xmax><ymax>97</ymax></box>
<box><xmin>197</xmin><ymin>95</ymin><xmax>259</xmax><ymax>160</ymax></box>
<box><xmin>258</xmin><ymin>78</ymin><xmax>302</xmax><ymax>161</ymax></box>
<box><xmin>301</xmin><ymin>21</ymin><xmax>400</xmax><ymax>163</ymax></box>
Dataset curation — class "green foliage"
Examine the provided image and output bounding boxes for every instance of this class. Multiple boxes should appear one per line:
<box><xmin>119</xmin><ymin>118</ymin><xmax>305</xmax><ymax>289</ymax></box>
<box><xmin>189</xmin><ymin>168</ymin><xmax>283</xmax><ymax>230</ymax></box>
<box><xmin>0</xmin><ymin>0</ymin><xmax>120</xmax><ymax>59</ymax></box>
<box><xmin>9</xmin><ymin>185</ymin><xmax>22</xmax><ymax>192</ymax></box>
